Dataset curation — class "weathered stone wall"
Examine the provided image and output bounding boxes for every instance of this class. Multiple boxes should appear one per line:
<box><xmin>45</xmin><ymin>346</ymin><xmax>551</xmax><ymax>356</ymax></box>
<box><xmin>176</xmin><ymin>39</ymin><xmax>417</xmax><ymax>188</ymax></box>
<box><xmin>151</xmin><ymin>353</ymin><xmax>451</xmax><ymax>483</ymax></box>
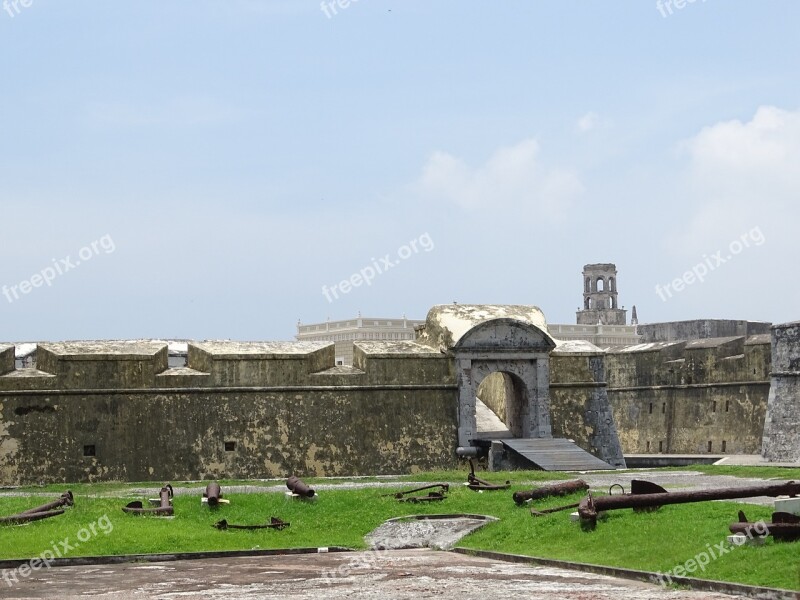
<box><xmin>479</xmin><ymin>334</ymin><xmax>771</xmax><ymax>457</ymax></box>
<box><xmin>549</xmin><ymin>346</ymin><xmax>626</xmax><ymax>467</ymax></box>
<box><xmin>477</xmin><ymin>372</ymin><xmax>510</xmax><ymax>424</ymax></box>
<box><xmin>2</xmin><ymin>314</ymin><xmax>791</xmax><ymax>484</ymax></box>
<box><xmin>0</xmin><ymin>340</ymin><xmax>458</xmax><ymax>485</ymax></box>
<box><xmin>0</xmin><ymin>388</ymin><xmax>457</xmax><ymax>484</ymax></box>
<box><xmin>0</xmin><ymin>345</ymin><xmax>14</xmax><ymax>377</ymax></box>
<box><xmin>606</xmin><ymin>335</ymin><xmax>771</xmax><ymax>454</ymax></box>
<box><xmin>762</xmin><ymin>322</ymin><xmax>800</xmax><ymax>462</ymax></box>
<box><xmin>638</xmin><ymin>320</ymin><xmax>771</xmax><ymax>343</ymax></box>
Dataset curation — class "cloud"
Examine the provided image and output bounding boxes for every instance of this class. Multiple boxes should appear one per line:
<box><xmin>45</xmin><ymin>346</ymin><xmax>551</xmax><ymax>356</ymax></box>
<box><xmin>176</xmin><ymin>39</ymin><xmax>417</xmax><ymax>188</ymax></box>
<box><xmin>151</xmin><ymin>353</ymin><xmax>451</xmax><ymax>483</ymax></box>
<box><xmin>415</xmin><ymin>138</ymin><xmax>583</xmax><ymax>219</ymax></box>
<box><xmin>576</xmin><ymin>111</ymin><xmax>600</xmax><ymax>133</ymax></box>
<box><xmin>685</xmin><ymin>106</ymin><xmax>800</xmax><ymax>171</ymax></box>
<box><xmin>669</xmin><ymin>105</ymin><xmax>800</xmax><ymax>254</ymax></box>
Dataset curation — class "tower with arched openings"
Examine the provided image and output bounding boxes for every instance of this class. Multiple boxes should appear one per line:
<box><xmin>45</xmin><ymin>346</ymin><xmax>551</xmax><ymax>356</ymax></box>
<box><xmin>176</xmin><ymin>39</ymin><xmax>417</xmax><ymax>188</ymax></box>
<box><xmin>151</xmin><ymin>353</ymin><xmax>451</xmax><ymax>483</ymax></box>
<box><xmin>576</xmin><ymin>263</ymin><xmax>627</xmax><ymax>326</ymax></box>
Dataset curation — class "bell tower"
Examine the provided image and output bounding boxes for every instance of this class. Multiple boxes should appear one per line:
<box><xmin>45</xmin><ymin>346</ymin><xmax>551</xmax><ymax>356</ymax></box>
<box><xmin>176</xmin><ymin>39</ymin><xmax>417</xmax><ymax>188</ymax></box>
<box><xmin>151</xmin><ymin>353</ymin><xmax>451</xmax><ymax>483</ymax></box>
<box><xmin>576</xmin><ymin>263</ymin><xmax>627</xmax><ymax>326</ymax></box>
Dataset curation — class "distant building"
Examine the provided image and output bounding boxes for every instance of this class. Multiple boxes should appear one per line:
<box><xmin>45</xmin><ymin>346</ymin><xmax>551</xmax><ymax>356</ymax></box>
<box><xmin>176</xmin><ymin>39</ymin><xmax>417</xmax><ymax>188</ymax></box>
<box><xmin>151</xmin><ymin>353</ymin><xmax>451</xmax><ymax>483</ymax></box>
<box><xmin>547</xmin><ymin>322</ymin><xmax>641</xmax><ymax>347</ymax></box>
<box><xmin>296</xmin><ymin>314</ymin><xmax>425</xmax><ymax>365</ymax></box>
<box><xmin>637</xmin><ymin>320</ymin><xmax>771</xmax><ymax>343</ymax></box>
<box><xmin>549</xmin><ymin>263</ymin><xmax>641</xmax><ymax>347</ymax></box>
<box><xmin>14</xmin><ymin>343</ymin><xmax>37</xmax><ymax>369</ymax></box>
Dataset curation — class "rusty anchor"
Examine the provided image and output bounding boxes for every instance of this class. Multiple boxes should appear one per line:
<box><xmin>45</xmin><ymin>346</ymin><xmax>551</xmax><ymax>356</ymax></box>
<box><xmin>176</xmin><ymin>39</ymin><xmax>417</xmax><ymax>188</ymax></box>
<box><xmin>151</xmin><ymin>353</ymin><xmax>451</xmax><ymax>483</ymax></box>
<box><xmin>382</xmin><ymin>483</ymin><xmax>450</xmax><ymax>501</ymax></box>
<box><xmin>530</xmin><ymin>482</ymin><xmax>622</xmax><ymax>517</ymax></box>
<box><xmin>398</xmin><ymin>491</ymin><xmax>447</xmax><ymax>503</ymax></box>
<box><xmin>730</xmin><ymin>509</ymin><xmax>800</xmax><ymax>542</ymax></box>
<box><xmin>214</xmin><ymin>517</ymin><xmax>290</xmax><ymax>530</ymax></box>
<box><xmin>467</xmin><ymin>459</ymin><xmax>510</xmax><ymax>491</ymax></box>
<box><xmin>0</xmin><ymin>491</ymin><xmax>74</xmax><ymax>526</ymax></box>
<box><xmin>123</xmin><ymin>484</ymin><xmax>174</xmax><ymax>516</ymax></box>
<box><xmin>578</xmin><ymin>479</ymin><xmax>800</xmax><ymax>529</ymax></box>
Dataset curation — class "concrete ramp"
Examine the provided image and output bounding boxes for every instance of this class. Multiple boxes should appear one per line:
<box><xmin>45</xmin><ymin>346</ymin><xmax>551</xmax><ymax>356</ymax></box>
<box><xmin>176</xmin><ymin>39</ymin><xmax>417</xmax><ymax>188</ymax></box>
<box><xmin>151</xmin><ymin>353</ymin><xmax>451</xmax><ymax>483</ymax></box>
<box><xmin>502</xmin><ymin>438</ymin><xmax>614</xmax><ymax>471</ymax></box>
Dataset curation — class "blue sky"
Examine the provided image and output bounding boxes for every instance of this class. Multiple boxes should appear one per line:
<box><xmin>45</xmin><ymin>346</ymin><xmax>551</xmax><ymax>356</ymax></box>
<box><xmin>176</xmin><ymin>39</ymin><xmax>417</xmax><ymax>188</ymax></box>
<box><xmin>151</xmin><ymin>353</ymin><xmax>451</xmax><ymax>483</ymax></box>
<box><xmin>1</xmin><ymin>0</ymin><xmax>798</xmax><ymax>341</ymax></box>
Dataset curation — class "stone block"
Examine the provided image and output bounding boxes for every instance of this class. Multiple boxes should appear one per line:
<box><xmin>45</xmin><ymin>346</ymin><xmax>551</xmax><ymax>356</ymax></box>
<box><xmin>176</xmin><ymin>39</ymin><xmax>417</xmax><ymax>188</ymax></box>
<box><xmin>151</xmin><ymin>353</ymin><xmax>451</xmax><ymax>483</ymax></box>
<box><xmin>727</xmin><ymin>534</ymin><xmax>765</xmax><ymax>547</ymax></box>
<box><xmin>774</xmin><ymin>497</ymin><xmax>800</xmax><ymax>515</ymax></box>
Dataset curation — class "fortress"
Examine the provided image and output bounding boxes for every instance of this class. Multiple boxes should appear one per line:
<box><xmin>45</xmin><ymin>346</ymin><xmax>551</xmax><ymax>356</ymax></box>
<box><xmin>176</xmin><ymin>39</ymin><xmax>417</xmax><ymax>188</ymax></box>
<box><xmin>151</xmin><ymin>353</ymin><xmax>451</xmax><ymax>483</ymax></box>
<box><xmin>1</xmin><ymin>265</ymin><xmax>799</xmax><ymax>485</ymax></box>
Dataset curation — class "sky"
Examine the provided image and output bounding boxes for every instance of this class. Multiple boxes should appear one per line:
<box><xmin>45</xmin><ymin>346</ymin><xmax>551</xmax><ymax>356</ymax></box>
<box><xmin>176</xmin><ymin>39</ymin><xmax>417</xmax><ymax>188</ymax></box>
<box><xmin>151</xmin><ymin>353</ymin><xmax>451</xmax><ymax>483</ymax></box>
<box><xmin>1</xmin><ymin>0</ymin><xmax>798</xmax><ymax>342</ymax></box>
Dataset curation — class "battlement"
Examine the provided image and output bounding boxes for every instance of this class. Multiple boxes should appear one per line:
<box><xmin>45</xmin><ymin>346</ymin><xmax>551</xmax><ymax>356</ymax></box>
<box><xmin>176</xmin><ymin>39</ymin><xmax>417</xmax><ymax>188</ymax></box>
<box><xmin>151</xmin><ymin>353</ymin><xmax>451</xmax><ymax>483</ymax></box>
<box><xmin>638</xmin><ymin>319</ymin><xmax>772</xmax><ymax>343</ymax></box>
<box><xmin>0</xmin><ymin>339</ymin><xmax>457</xmax><ymax>391</ymax></box>
<box><xmin>0</xmin><ymin>344</ymin><xmax>13</xmax><ymax>376</ymax></box>
<box><xmin>605</xmin><ymin>335</ymin><xmax>770</xmax><ymax>388</ymax></box>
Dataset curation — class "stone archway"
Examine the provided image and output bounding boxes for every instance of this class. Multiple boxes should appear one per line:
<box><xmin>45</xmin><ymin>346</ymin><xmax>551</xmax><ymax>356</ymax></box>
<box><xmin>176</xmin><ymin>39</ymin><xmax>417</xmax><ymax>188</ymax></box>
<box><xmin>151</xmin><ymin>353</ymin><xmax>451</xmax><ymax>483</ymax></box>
<box><xmin>414</xmin><ymin>305</ymin><xmax>557</xmax><ymax>448</ymax></box>
<box><xmin>452</xmin><ymin>319</ymin><xmax>555</xmax><ymax>447</ymax></box>
<box><xmin>417</xmin><ymin>304</ymin><xmax>623</xmax><ymax>468</ymax></box>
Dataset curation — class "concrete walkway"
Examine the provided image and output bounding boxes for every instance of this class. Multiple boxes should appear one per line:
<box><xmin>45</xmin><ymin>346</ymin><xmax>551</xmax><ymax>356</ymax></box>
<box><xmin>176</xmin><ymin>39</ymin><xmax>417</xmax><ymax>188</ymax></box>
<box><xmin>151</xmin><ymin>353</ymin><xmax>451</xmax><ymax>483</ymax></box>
<box><xmin>1</xmin><ymin>549</ymin><xmax>747</xmax><ymax>599</ymax></box>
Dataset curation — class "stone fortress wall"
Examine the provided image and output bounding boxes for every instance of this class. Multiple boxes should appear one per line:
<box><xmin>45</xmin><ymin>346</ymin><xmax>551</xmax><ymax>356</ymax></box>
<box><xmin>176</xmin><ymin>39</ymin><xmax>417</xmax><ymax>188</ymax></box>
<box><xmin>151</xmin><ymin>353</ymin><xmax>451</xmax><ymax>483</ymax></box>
<box><xmin>1</xmin><ymin>307</ymin><xmax>799</xmax><ymax>485</ymax></box>
<box><xmin>0</xmin><ymin>340</ymin><xmax>459</xmax><ymax>485</ymax></box>
<box><xmin>477</xmin><ymin>331</ymin><xmax>774</xmax><ymax>457</ymax></box>
<box><xmin>604</xmin><ymin>334</ymin><xmax>771</xmax><ymax>455</ymax></box>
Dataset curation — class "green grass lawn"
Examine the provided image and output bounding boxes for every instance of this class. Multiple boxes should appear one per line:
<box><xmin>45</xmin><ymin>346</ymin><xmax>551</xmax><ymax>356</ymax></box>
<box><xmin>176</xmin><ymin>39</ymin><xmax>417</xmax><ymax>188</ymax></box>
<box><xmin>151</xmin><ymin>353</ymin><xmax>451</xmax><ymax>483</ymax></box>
<box><xmin>1</xmin><ymin>470</ymin><xmax>798</xmax><ymax>591</ymax></box>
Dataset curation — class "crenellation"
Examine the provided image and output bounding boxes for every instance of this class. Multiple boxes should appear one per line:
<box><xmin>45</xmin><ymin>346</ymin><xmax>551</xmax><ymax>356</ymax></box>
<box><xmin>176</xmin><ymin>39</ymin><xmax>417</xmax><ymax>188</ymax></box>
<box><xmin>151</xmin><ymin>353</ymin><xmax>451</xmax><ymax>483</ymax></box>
<box><xmin>0</xmin><ymin>344</ymin><xmax>14</xmax><ymax>376</ymax></box>
<box><xmin>35</xmin><ymin>341</ymin><xmax>169</xmax><ymax>389</ymax></box>
<box><xmin>353</xmin><ymin>341</ymin><xmax>453</xmax><ymax>386</ymax></box>
<box><xmin>188</xmin><ymin>341</ymin><xmax>334</xmax><ymax>387</ymax></box>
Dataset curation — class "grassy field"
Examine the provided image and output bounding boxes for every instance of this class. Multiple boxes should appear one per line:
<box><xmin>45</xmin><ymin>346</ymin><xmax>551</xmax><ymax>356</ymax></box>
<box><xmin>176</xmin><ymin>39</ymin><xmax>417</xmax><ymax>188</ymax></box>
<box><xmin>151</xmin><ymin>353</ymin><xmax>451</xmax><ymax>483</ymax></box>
<box><xmin>0</xmin><ymin>467</ymin><xmax>798</xmax><ymax>591</ymax></box>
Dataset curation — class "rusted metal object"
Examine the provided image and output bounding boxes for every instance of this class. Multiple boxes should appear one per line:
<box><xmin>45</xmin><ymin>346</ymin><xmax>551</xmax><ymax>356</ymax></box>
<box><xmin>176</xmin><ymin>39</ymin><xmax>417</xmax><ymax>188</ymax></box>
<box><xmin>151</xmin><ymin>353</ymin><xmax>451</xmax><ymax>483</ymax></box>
<box><xmin>467</xmin><ymin>459</ymin><xmax>510</xmax><ymax>491</ymax></box>
<box><xmin>204</xmin><ymin>481</ymin><xmax>222</xmax><ymax>507</ymax></box>
<box><xmin>19</xmin><ymin>491</ymin><xmax>74</xmax><ymax>514</ymax></box>
<box><xmin>530</xmin><ymin>502</ymin><xmax>580</xmax><ymax>517</ymax></box>
<box><xmin>382</xmin><ymin>483</ymin><xmax>450</xmax><ymax>500</ymax></box>
<box><xmin>579</xmin><ymin>479</ymin><xmax>800</xmax><ymax>528</ymax></box>
<box><xmin>627</xmin><ymin>479</ymin><xmax>667</xmax><ymax>513</ymax></box>
<box><xmin>730</xmin><ymin>509</ymin><xmax>800</xmax><ymax>542</ymax></box>
<box><xmin>214</xmin><ymin>517</ymin><xmax>290</xmax><ymax>530</ymax></box>
<box><xmin>123</xmin><ymin>484</ymin><xmax>174</xmax><ymax>516</ymax></box>
<box><xmin>513</xmin><ymin>479</ymin><xmax>588</xmax><ymax>505</ymax></box>
<box><xmin>0</xmin><ymin>509</ymin><xmax>66</xmax><ymax>525</ymax></box>
<box><xmin>287</xmin><ymin>475</ymin><xmax>315</xmax><ymax>498</ymax></box>
<box><xmin>0</xmin><ymin>491</ymin><xmax>74</xmax><ymax>526</ymax></box>
<box><xmin>630</xmin><ymin>480</ymin><xmax>668</xmax><ymax>495</ymax></box>
<box><xmin>398</xmin><ymin>492</ymin><xmax>447</xmax><ymax>503</ymax></box>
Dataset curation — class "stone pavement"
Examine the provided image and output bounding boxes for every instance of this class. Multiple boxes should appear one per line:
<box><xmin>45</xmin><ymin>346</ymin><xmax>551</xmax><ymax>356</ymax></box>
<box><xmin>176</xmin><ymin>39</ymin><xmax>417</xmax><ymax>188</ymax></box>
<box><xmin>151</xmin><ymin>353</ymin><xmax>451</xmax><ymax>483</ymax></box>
<box><xmin>1</xmin><ymin>549</ymin><xmax>747</xmax><ymax>599</ymax></box>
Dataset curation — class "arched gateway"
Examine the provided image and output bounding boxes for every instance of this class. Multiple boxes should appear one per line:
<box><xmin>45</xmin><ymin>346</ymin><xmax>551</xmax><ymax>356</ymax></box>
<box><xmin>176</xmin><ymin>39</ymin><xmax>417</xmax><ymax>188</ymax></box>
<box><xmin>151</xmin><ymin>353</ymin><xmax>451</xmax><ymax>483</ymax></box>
<box><xmin>417</xmin><ymin>304</ymin><xmax>620</xmax><ymax>470</ymax></box>
<box><xmin>416</xmin><ymin>304</ymin><xmax>556</xmax><ymax>447</ymax></box>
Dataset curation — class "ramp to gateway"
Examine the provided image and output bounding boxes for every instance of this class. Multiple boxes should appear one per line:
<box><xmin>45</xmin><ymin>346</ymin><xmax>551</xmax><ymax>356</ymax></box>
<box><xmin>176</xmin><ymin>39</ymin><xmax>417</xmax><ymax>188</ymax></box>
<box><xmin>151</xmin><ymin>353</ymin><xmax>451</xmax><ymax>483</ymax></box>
<box><xmin>502</xmin><ymin>438</ymin><xmax>614</xmax><ymax>471</ymax></box>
